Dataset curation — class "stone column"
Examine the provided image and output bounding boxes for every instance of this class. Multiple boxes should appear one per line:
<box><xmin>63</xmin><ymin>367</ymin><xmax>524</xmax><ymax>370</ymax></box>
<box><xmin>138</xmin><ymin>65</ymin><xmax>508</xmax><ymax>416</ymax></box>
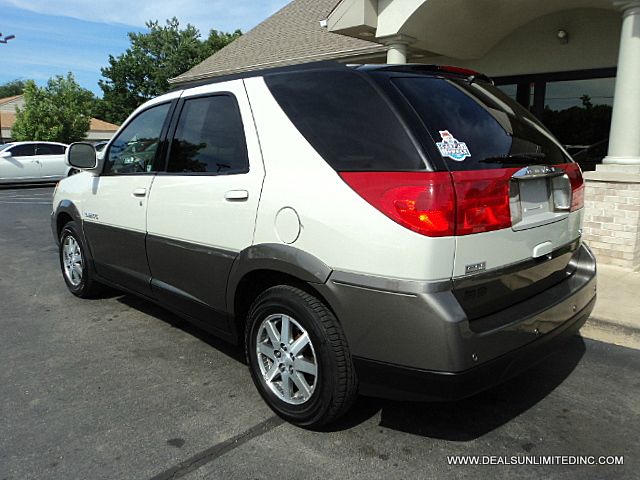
<box><xmin>378</xmin><ymin>34</ymin><xmax>416</xmax><ymax>64</ymax></box>
<box><xmin>604</xmin><ymin>0</ymin><xmax>640</xmax><ymax>165</ymax></box>
<box><xmin>387</xmin><ymin>42</ymin><xmax>407</xmax><ymax>64</ymax></box>
<box><xmin>582</xmin><ymin>1</ymin><xmax>640</xmax><ymax>271</ymax></box>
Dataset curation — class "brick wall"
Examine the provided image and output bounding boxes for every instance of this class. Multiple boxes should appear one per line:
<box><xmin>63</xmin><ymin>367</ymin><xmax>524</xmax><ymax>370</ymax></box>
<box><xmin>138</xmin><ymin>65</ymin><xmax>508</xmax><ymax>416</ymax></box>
<box><xmin>583</xmin><ymin>175</ymin><xmax>640</xmax><ymax>270</ymax></box>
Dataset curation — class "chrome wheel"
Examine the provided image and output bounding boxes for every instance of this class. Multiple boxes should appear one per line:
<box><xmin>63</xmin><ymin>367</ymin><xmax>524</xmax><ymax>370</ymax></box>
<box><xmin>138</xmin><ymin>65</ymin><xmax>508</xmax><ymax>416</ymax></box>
<box><xmin>62</xmin><ymin>235</ymin><xmax>83</xmax><ymax>287</ymax></box>
<box><xmin>256</xmin><ymin>313</ymin><xmax>318</xmax><ymax>405</ymax></box>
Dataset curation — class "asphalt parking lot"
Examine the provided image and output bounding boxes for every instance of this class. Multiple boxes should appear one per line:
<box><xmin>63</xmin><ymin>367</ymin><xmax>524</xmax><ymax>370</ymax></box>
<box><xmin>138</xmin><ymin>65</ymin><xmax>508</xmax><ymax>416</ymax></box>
<box><xmin>1</xmin><ymin>185</ymin><xmax>638</xmax><ymax>480</ymax></box>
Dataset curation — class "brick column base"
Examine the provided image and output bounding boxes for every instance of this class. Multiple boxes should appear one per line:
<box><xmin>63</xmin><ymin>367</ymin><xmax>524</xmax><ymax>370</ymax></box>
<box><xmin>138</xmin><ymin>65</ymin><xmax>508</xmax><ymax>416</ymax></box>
<box><xmin>583</xmin><ymin>164</ymin><xmax>640</xmax><ymax>270</ymax></box>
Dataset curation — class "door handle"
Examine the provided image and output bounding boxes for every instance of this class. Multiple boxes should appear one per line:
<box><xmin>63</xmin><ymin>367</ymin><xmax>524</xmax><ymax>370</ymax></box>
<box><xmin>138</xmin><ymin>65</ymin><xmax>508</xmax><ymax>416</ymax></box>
<box><xmin>224</xmin><ymin>190</ymin><xmax>249</xmax><ymax>201</ymax></box>
<box><xmin>132</xmin><ymin>188</ymin><xmax>147</xmax><ymax>197</ymax></box>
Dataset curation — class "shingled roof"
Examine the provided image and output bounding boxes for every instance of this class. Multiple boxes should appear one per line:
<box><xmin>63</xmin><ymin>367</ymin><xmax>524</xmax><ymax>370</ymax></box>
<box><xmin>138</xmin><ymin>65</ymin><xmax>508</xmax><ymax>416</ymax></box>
<box><xmin>171</xmin><ymin>0</ymin><xmax>385</xmax><ymax>85</ymax></box>
<box><xmin>0</xmin><ymin>95</ymin><xmax>21</xmax><ymax>107</ymax></box>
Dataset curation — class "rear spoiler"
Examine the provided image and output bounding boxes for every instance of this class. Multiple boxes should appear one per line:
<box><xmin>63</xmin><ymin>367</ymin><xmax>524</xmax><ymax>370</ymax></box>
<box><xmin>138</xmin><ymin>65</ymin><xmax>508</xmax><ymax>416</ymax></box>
<box><xmin>367</xmin><ymin>64</ymin><xmax>494</xmax><ymax>85</ymax></box>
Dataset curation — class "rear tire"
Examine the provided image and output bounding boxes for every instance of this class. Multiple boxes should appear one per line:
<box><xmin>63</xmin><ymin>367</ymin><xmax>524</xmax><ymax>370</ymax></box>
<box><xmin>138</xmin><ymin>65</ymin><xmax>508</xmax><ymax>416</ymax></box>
<box><xmin>245</xmin><ymin>285</ymin><xmax>357</xmax><ymax>428</ymax></box>
<box><xmin>59</xmin><ymin>221</ymin><xmax>102</xmax><ymax>298</ymax></box>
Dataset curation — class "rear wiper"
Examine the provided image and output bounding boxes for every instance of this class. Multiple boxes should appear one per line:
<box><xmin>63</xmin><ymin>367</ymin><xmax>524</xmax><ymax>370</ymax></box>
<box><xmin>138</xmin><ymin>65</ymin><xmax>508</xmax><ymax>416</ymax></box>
<box><xmin>479</xmin><ymin>152</ymin><xmax>546</xmax><ymax>164</ymax></box>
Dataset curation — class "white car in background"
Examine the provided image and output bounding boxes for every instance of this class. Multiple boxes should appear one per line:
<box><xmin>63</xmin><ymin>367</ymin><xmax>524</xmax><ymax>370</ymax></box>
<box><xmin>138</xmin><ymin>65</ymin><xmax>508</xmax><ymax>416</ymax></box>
<box><xmin>0</xmin><ymin>141</ymin><xmax>72</xmax><ymax>184</ymax></box>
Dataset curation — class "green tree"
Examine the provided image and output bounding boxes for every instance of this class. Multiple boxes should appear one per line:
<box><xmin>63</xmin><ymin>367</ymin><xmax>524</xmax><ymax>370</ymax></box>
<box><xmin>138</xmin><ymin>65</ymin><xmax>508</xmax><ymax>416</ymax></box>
<box><xmin>580</xmin><ymin>94</ymin><xmax>593</xmax><ymax>110</ymax></box>
<box><xmin>0</xmin><ymin>79</ymin><xmax>28</xmax><ymax>98</ymax></box>
<box><xmin>97</xmin><ymin>18</ymin><xmax>240</xmax><ymax>124</ymax></box>
<box><xmin>12</xmin><ymin>73</ymin><xmax>94</xmax><ymax>143</ymax></box>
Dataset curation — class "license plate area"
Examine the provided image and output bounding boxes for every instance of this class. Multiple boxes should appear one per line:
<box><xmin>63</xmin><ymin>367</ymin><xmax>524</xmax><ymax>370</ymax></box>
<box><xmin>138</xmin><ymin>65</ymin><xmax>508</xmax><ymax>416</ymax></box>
<box><xmin>510</xmin><ymin>166</ymin><xmax>571</xmax><ymax>231</ymax></box>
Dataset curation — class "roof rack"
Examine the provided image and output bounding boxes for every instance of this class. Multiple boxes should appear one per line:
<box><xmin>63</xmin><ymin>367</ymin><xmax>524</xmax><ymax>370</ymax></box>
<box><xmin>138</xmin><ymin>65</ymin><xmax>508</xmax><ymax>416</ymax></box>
<box><xmin>172</xmin><ymin>61</ymin><xmax>493</xmax><ymax>91</ymax></box>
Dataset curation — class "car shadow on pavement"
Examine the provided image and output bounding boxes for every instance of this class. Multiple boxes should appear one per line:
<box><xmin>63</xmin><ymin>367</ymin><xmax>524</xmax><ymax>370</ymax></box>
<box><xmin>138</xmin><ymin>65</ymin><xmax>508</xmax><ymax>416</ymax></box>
<box><xmin>328</xmin><ymin>336</ymin><xmax>586</xmax><ymax>440</ymax></box>
<box><xmin>115</xmin><ymin>293</ymin><xmax>247</xmax><ymax>364</ymax></box>
<box><xmin>112</xmin><ymin>291</ymin><xmax>585</xmax><ymax>441</ymax></box>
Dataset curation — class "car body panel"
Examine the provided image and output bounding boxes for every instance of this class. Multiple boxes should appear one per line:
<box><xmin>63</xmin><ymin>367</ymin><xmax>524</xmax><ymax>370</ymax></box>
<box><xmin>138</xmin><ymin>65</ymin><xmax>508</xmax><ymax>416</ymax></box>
<box><xmin>144</xmin><ymin>80</ymin><xmax>265</xmax><ymax>332</ymax></box>
<box><xmin>81</xmin><ymin>175</ymin><xmax>156</xmax><ymax>296</ymax></box>
<box><xmin>245</xmin><ymin>76</ymin><xmax>456</xmax><ymax>282</ymax></box>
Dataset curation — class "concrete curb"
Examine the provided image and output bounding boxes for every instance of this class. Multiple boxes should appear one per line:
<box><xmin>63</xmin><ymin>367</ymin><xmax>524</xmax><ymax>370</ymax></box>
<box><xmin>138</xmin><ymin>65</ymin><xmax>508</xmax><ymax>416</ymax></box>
<box><xmin>580</xmin><ymin>315</ymin><xmax>640</xmax><ymax>350</ymax></box>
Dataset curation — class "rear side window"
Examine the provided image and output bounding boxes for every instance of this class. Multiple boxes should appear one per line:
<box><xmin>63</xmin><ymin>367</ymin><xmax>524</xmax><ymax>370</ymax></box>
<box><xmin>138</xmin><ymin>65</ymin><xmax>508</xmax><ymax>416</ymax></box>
<box><xmin>167</xmin><ymin>94</ymin><xmax>249</xmax><ymax>174</ymax></box>
<box><xmin>10</xmin><ymin>144</ymin><xmax>35</xmax><ymax>156</ymax></box>
<box><xmin>392</xmin><ymin>77</ymin><xmax>572</xmax><ymax>171</ymax></box>
<box><xmin>265</xmin><ymin>71</ymin><xmax>425</xmax><ymax>171</ymax></box>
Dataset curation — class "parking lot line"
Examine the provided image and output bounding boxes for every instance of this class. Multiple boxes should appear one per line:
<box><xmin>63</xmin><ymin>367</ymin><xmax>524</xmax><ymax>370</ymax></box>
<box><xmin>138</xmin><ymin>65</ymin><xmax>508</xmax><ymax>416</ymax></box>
<box><xmin>0</xmin><ymin>200</ymin><xmax>52</xmax><ymax>204</ymax></box>
<box><xmin>0</xmin><ymin>187</ymin><xmax>53</xmax><ymax>204</ymax></box>
<box><xmin>0</xmin><ymin>196</ymin><xmax>52</xmax><ymax>199</ymax></box>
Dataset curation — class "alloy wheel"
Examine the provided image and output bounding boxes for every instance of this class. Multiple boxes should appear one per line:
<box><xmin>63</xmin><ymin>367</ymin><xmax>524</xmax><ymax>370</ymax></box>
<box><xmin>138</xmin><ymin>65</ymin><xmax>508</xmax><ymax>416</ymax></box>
<box><xmin>255</xmin><ymin>313</ymin><xmax>318</xmax><ymax>405</ymax></box>
<box><xmin>62</xmin><ymin>235</ymin><xmax>83</xmax><ymax>287</ymax></box>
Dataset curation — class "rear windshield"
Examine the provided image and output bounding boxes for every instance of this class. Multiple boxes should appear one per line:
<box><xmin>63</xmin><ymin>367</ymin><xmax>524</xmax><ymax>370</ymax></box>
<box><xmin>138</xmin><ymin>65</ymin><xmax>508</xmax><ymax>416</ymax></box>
<box><xmin>265</xmin><ymin>70</ymin><xmax>425</xmax><ymax>171</ymax></box>
<box><xmin>392</xmin><ymin>76</ymin><xmax>572</xmax><ymax>171</ymax></box>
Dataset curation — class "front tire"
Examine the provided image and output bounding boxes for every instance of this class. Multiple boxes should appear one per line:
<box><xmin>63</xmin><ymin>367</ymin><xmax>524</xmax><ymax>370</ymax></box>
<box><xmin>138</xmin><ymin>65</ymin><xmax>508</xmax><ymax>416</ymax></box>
<box><xmin>59</xmin><ymin>221</ymin><xmax>102</xmax><ymax>298</ymax></box>
<box><xmin>245</xmin><ymin>285</ymin><xmax>357</xmax><ymax>428</ymax></box>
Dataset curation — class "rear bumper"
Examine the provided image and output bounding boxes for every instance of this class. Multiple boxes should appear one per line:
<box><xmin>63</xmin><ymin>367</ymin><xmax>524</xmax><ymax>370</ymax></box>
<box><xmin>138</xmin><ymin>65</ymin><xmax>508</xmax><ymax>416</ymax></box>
<box><xmin>354</xmin><ymin>295</ymin><xmax>594</xmax><ymax>401</ymax></box>
<box><xmin>317</xmin><ymin>242</ymin><xmax>597</xmax><ymax>401</ymax></box>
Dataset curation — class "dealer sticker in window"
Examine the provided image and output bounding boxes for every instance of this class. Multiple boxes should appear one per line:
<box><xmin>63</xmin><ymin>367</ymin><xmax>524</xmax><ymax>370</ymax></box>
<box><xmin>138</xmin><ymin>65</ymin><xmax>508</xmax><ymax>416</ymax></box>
<box><xmin>436</xmin><ymin>130</ymin><xmax>471</xmax><ymax>161</ymax></box>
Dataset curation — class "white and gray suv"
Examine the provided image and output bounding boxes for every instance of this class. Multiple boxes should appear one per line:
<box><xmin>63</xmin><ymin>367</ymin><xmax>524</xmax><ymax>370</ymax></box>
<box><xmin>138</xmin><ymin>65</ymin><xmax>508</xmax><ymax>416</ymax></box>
<box><xmin>52</xmin><ymin>63</ymin><xmax>597</xmax><ymax>427</ymax></box>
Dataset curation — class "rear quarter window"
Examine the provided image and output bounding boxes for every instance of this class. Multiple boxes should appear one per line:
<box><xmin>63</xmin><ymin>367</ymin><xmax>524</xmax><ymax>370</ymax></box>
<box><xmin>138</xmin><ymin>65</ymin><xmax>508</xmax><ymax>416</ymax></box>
<box><xmin>36</xmin><ymin>144</ymin><xmax>65</xmax><ymax>155</ymax></box>
<box><xmin>265</xmin><ymin>70</ymin><xmax>425</xmax><ymax>171</ymax></box>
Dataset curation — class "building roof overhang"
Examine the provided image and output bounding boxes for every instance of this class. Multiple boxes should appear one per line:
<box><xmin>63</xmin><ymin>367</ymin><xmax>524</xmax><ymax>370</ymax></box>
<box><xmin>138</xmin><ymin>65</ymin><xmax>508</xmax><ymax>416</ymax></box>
<box><xmin>329</xmin><ymin>0</ymin><xmax>618</xmax><ymax>59</ymax></box>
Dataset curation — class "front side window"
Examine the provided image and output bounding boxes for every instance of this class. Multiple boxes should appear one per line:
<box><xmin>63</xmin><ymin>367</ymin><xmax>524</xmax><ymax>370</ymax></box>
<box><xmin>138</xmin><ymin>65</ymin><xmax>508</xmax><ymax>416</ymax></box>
<box><xmin>105</xmin><ymin>103</ymin><xmax>170</xmax><ymax>174</ymax></box>
<box><xmin>167</xmin><ymin>95</ymin><xmax>249</xmax><ymax>174</ymax></box>
<box><xmin>10</xmin><ymin>144</ymin><xmax>36</xmax><ymax>157</ymax></box>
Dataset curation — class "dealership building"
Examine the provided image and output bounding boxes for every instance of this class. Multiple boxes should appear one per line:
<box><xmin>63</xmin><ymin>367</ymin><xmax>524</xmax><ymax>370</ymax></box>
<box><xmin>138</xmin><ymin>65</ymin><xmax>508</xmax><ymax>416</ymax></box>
<box><xmin>173</xmin><ymin>0</ymin><xmax>640</xmax><ymax>270</ymax></box>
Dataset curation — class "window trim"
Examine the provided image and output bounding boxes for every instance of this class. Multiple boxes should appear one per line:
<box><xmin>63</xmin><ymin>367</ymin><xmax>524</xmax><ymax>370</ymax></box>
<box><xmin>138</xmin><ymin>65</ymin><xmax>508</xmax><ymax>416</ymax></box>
<box><xmin>101</xmin><ymin>100</ymin><xmax>177</xmax><ymax>177</ymax></box>
<box><xmin>157</xmin><ymin>91</ymin><xmax>250</xmax><ymax>177</ymax></box>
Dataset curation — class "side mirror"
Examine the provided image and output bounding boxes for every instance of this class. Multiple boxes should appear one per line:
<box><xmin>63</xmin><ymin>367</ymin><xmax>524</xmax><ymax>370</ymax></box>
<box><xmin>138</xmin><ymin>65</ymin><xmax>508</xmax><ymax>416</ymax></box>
<box><xmin>0</xmin><ymin>151</ymin><xmax>12</xmax><ymax>159</ymax></box>
<box><xmin>66</xmin><ymin>142</ymin><xmax>98</xmax><ymax>170</ymax></box>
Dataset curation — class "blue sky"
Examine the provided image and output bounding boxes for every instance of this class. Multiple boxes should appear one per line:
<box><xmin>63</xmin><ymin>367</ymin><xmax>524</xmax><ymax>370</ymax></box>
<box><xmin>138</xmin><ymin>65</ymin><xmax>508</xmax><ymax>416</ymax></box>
<box><xmin>0</xmin><ymin>0</ymin><xmax>290</xmax><ymax>96</ymax></box>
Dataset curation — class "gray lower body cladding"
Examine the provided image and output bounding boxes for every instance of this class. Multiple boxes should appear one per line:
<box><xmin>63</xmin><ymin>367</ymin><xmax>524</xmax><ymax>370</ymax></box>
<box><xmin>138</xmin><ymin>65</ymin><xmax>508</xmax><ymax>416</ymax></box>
<box><xmin>316</xmin><ymin>243</ymin><xmax>597</xmax><ymax>399</ymax></box>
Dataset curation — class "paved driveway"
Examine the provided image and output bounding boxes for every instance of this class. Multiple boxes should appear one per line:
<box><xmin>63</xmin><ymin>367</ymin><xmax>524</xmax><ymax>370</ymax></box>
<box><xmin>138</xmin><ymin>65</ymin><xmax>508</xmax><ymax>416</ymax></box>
<box><xmin>1</xmin><ymin>186</ymin><xmax>638</xmax><ymax>479</ymax></box>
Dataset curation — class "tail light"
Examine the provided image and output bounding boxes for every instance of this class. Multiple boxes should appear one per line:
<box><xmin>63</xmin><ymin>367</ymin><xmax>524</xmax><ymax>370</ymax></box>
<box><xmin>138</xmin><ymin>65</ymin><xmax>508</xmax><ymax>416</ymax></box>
<box><xmin>338</xmin><ymin>172</ymin><xmax>455</xmax><ymax>237</ymax></box>
<box><xmin>339</xmin><ymin>170</ymin><xmax>517</xmax><ymax>237</ymax></box>
<box><xmin>450</xmin><ymin>169</ymin><xmax>517</xmax><ymax>235</ymax></box>
<box><xmin>558</xmin><ymin>163</ymin><xmax>584</xmax><ymax>211</ymax></box>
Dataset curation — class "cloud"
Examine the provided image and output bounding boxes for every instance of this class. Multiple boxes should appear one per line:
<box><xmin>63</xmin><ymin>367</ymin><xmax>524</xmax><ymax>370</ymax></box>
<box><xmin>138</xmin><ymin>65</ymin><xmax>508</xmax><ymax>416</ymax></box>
<box><xmin>0</xmin><ymin>0</ymin><xmax>289</xmax><ymax>33</ymax></box>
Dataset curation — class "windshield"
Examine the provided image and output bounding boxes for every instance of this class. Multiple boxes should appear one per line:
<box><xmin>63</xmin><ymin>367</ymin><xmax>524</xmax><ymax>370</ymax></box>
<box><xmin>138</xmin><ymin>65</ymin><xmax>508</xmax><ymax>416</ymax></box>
<box><xmin>392</xmin><ymin>76</ymin><xmax>573</xmax><ymax>171</ymax></box>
